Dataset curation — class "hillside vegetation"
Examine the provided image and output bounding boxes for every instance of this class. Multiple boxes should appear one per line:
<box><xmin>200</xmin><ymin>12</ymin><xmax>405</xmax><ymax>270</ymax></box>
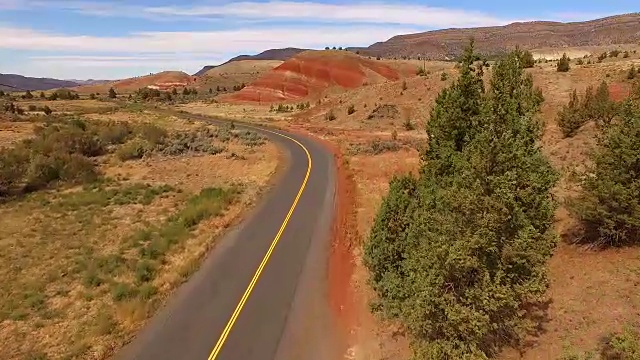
<box><xmin>364</xmin><ymin>41</ymin><xmax>640</xmax><ymax>359</ymax></box>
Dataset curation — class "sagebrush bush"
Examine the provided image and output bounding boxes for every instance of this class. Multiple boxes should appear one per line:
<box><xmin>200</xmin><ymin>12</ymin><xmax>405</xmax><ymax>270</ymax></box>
<box><xmin>365</xmin><ymin>42</ymin><xmax>557</xmax><ymax>358</ymax></box>
<box><xmin>116</xmin><ymin>138</ymin><xmax>151</xmax><ymax>161</ymax></box>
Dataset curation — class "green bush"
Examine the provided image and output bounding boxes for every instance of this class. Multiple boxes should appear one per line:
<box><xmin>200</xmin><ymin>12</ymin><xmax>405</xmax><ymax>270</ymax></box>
<box><xmin>116</xmin><ymin>138</ymin><xmax>151</xmax><ymax>161</ymax></box>
<box><xmin>517</xmin><ymin>48</ymin><xmax>535</xmax><ymax>68</ymax></box>
<box><xmin>570</xmin><ymin>101</ymin><xmax>640</xmax><ymax>247</ymax></box>
<box><xmin>440</xmin><ymin>72</ymin><xmax>448</xmax><ymax>81</ymax></box>
<box><xmin>557</xmin><ymin>81</ymin><xmax>618</xmax><ymax>137</ymax></box>
<box><xmin>364</xmin><ymin>42</ymin><xmax>557</xmax><ymax>358</ymax></box>
<box><xmin>94</xmin><ymin>121</ymin><xmax>132</xmax><ymax>145</ymax></box>
<box><xmin>600</xmin><ymin>327</ymin><xmax>640</xmax><ymax>359</ymax></box>
<box><xmin>557</xmin><ymin>53</ymin><xmax>571</xmax><ymax>72</ymax></box>
<box><xmin>137</xmin><ymin>123</ymin><xmax>167</xmax><ymax>145</ymax></box>
<box><xmin>628</xmin><ymin>65</ymin><xmax>637</xmax><ymax>80</ymax></box>
<box><xmin>557</xmin><ymin>90</ymin><xmax>588</xmax><ymax>137</ymax></box>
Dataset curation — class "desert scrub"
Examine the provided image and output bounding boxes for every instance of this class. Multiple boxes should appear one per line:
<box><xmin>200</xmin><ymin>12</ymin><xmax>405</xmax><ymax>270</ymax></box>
<box><xmin>116</xmin><ymin>138</ymin><xmax>151</xmax><ymax>161</ymax></box>
<box><xmin>348</xmin><ymin>139</ymin><xmax>401</xmax><ymax>155</ymax></box>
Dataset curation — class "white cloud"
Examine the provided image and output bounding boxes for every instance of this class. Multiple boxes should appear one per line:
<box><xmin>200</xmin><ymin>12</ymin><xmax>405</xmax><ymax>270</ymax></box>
<box><xmin>9</xmin><ymin>0</ymin><xmax>520</xmax><ymax>27</ymax></box>
<box><xmin>0</xmin><ymin>25</ymin><xmax>420</xmax><ymax>53</ymax></box>
<box><xmin>1</xmin><ymin>24</ymin><xmax>418</xmax><ymax>78</ymax></box>
<box><xmin>144</xmin><ymin>1</ymin><xmax>516</xmax><ymax>28</ymax></box>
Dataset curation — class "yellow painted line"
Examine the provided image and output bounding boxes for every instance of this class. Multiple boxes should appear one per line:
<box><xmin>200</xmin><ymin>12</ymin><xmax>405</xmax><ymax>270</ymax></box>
<box><xmin>207</xmin><ymin>125</ymin><xmax>312</xmax><ymax>360</ymax></box>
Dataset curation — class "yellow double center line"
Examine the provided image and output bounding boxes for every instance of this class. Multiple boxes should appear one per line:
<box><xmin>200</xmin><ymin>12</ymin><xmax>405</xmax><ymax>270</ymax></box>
<box><xmin>207</xmin><ymin>126</ymin><xmax>312</xmax><ymax>360</ymax></box>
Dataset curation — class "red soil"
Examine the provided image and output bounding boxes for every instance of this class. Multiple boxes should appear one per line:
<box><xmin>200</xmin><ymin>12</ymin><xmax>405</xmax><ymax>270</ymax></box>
<box><xmin>283</xmin><ymin>124</ymin><xmax>359</xmax><ymax>354</ymax></box>
<box><xmin>74</xmin><ymin>71</ymin><xmax>195</xmax><ymax>94</ymax></box>
<box><xmin>609</xmin><ymin>82</ymin><xmax>633</xmax><ymax>102</ymax></box>
<box><xmin>221</xmin><ymin>51</ymin><xmax>401</xmax><ymax>103</ymax></box>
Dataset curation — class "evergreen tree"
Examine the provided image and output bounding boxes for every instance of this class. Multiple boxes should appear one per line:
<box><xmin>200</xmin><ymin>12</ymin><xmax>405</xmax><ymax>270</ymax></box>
<box><xmin>571</xmin><ymin>100</ymin><xmax>640</xmax><ymax>247</ymax></box>
<box><xmin>24</xmin><ymin>90</ymin><xmax>34</xmax><ymax>99</ymax></box>
<box><xmin>40</xmin><ymin>91</ymin><xmax>45</xmax><ymax>99</ymax></box>
<box><xmin>365</xmin><ymin>45</ymin><xmax>557</xmax><ymax>359</ymax></box>
<box><xmin>108</xmin><ymin>87</ymin><xmax>117</xmax><ymax>99</ymax></box>
<box><xmin>557</xmin><ymin>53</ymin><xmax>571</xmax><ymax>72</ymax></box>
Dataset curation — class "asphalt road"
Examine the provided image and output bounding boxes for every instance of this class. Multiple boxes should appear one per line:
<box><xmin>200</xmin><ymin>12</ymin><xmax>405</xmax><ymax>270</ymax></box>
<box><xmin>115</xmin><ymin>114</ymin><xmax>338</xmax><ymax>360</ymax></box>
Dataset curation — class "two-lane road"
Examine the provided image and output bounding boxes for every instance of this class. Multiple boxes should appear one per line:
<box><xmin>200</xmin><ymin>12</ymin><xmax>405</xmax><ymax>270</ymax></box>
<box><xmin>116</xmin><ymin>114</ymin><xmax>338</xmax><ymax>360</ymax></box>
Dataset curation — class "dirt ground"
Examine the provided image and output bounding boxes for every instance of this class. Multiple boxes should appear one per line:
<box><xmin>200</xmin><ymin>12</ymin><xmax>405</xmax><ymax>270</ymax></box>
<box><xmin>0</xmin><ymin>107</ymin><xmax>280</xmax><ymax>359</ymax></box>
<box><xmin>175</xmin><ymin>45</ymin><xmax>640</xmax><ymax>359</ymax></box>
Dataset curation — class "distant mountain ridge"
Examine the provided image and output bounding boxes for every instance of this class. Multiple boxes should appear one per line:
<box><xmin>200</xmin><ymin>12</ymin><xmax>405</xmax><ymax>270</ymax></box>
<box><xmin>0</xmin><ymin>74</ymin><xmax>79</xmax><ymax>91</ymax></box>
<box><xmin>193</xmin><ymin>47</ymin><xmax>308</xmax><ymax>76</ymax></box>
<box><xmin>363</xmin><ymin>13</ymin><xmax>640</xmax><ymax>59</ymax></box>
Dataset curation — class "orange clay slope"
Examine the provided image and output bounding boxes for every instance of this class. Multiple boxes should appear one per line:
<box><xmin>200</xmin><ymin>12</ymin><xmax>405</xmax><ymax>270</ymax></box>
<box><xmin>220</xmin><ymin>50</ymin><xmax>413</xmax><ymax>103</ymax></box>
<box><xmin>73</xmin><ymin>71</ymin><xmax>196</xmax><ymax>94</ymax></box>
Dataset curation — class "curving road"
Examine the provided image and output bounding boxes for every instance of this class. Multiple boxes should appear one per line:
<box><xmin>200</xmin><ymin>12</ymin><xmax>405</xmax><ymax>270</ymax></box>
<box><xmin>115</xmin><ymin>114</ymin><xmax>338</xmax><ymax>360</ymax></box>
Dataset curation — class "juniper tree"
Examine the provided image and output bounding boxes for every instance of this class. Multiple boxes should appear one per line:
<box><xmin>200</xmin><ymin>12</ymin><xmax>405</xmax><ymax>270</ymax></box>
<box><xmin>571</xmin><ymin>99</ymin><xmax>640</xmax><ymax>247</ymax></box>
<box><xmin>365</xmin><ymin>46</ymin><xmax>557</xmax><ymax>359</ymax></box>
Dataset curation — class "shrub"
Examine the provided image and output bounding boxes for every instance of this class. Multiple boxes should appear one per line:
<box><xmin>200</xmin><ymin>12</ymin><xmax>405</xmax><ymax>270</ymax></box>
<box><xmin>609</xmin><ymin>49</ymin><xmax>621</xmax><ymax>58</ymax></box>
<box><xmin>95</xmin><ymin>121</ymin><xmax>132</xmax><ymax>145</ymax></box>
<box><xmin>325</xmin><ymin>109</ymin><xmax>336</xmax><ymax>121</ymax></box>
<box><xmin>23</xmin><ymin>90</ymin><xmax>34</xmax><ymax>99</ymax></box>
<box><xmin>42</xmin><ymin>105</ymin><xmax>53</xmax><ymax>115</ymax></box>
<box><xmin>623</xmin><ymin>51</ymin><xmax>630</xmax><ymax>59</ymax></box>
<box><xmin>557</xmin><ymin>82</ymin><xmax>618</xmax><ymax>137</ymax></box>
<box><xmin>116</xmin><ymin>139</ymin><xmax>150</xmax><ymax>161</ymax></box>
<box><xmin>416</xmin><ymin>67</ymin><xmax>427</xmax><ymax>76</ymax></box>
<box><xmin>517</xmin><ymin>48</ymin><xmax>535</xmax><ymax>68</ymax></box>
<box><xmin>628</xmin><ymin>65</ymin><xmax>637</xmax><ymax>80</ymax></box>
<box><xmin>365</xmin><ymin>42</ymin><xmax>557</xmax><ymax>358</ymax></box>
<box><xmin>347</xmin><ymin>104</ymin><xmax>356</xmax><ymax>115</ymax></box>
<box><xmin>403</xmin><ymin>117</ymin><xmax>415</xmax><ymax>130</ymax></box>
<box><xmin>137</xmin><ymin>123</ymin><xmax>167</xmax><ymax>145</ymax></box>
<box><xmin>557</xmin><ymin>53</ymin><xmax>571</xmax><ymax>72</ymax></box>
<box><xmin>28</xmin><ymin>105</ymin><xmax>37</xmax><ymax>111</ymax></box>
<box><xmin>108</xmin><ymin>87</ymin><xmax>117</xmax><ymax>99</ymax></box>
<box><xmin>600</xmin><ymin>327</ymin><xmax>640</xmax><ymax>359</ymax></box>
<box><xmin>570</xmin><ymin>101</ymin><xmax>640</xmax><ymax>247</ymax></box>
<box><xmin>576</xmin><ymin>58</ymin><xmax>584</xmax><ymax>65</ymax></box>
<box><xmin>557</xmin><ymin>90</ymin><xmax>588</xmax><ymax>137</ymax></box>
<box><xmin>89</xmin><ymin>93</ymin><xmax>96</xmax><ymax>100</ymax></box>
<box><xmin>440</xmin><ymin>72</ymin><xmax>448</xmax><ymax>81</ymax></box>
<box><xmin>0</xmin><ymin>147</ymin><xmax>29</xmax><ymax>195</ymax></box>
<box><xmin>401</xmin><ymin>80</ymin><xmax>408</xmax><ymax>91</ymax></box>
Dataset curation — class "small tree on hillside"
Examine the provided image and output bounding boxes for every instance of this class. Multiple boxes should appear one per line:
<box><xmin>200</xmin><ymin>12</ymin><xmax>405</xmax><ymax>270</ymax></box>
<box><xmin>182</xmin><ymin>87</ymin><xmax>191</xmax><ymax>96</ymax></box>
<box><xmin>571</xmin><ymin>100</ymin><xmax>640</xmax><ymax>247</ymax></box>
<box><xmin>23</xmin><ymin>90</ymin><xmax>34</xmax><ymax>99</ymax></box>
<box><xmin>42</xmin><ymin>105</ymin><xmax>53</xmax><ymax>115</ymax></box>
<box><xmin>0</xmin><ymin>90</ymin><xmax>4</xmax><ymax>97</ymax></box>
<box><xmin>517</xmin><ymin>48</ymin><xmax>535</xmax><ymax>68</ymax></box>
<box><xmin>557</xmin><ymin>53</ymin><xmax>571</xmax><ymax>72</ymax></box>
<box><xmin>557</xmin><ymin>89</ymin><xmax>586</xmax><ymax>137</ymax></box>
<box><xmin>108</xmin><ymin>87</ymin><xmax>117</xmax><ymax>99</ymax></box>
<box><xmin>172</xmin><ymin>87</ymin><xmax>178</xmax><ymax>96</ymax></box>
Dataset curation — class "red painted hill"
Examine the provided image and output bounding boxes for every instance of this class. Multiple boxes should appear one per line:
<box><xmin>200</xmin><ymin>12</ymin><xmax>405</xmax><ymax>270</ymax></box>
<box><xmin>220</xmin><ymin>50</ymin><xmax>403</xmax><ymax>103</ymax></box>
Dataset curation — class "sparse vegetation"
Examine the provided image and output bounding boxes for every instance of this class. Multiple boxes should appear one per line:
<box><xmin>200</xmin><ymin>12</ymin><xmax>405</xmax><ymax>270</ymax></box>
<box><xmin>440</xmin><ymin>72</ymin><xmax>448</xmax><ymax>81</ymax></box>
<box><xmin>108</xmin><ymin>87</ymin><xmax>117</xmax><ymax>99</ymax></box>
<box><xmin>347</xmin><ymin>104</ymin><xmax>356</xmax><ymax>115</ymax></box>
<box><xmin>325</xmin><ymin>109</ymin><xmax>336</xmax><ymax>121</ymax></box>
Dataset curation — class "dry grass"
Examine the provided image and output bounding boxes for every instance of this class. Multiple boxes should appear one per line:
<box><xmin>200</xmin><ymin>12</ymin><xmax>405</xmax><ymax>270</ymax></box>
<box><xmin>0</xmin><ymin>121</ymin><xmax>35</xmax><ymax>148</ymax></box>
<box><xmin>18</xmin><ymin>99</ymin><xmax>119</xmax><ymax>114</ymax></box>
<box><xmin>0</xmin><ymin>110</ymin><xmax>279</xmax><ymax>359</ymax></box>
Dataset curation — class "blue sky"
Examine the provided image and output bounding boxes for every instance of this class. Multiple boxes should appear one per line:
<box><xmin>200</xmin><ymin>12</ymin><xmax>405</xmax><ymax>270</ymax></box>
<box><xmin>0</xmin><ymin>0</ymin><xmax>637</xmax><ymax>80</ymax></box>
